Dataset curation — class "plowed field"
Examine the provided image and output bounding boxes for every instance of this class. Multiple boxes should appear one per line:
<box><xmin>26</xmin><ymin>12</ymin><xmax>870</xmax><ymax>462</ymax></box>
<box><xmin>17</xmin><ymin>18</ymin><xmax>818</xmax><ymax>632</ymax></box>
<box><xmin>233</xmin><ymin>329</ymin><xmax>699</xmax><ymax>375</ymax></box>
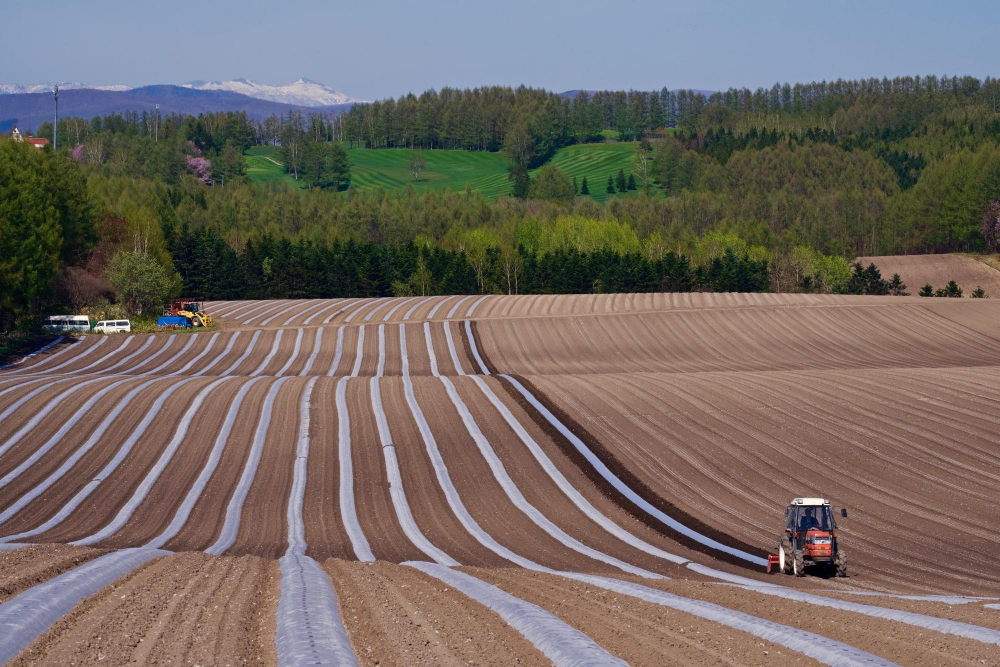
<box><xmin>1</xmin><ymin>293</ymin><xmax>999</xmax><ymax>665</ymax></box>
<box><xmin>857</xmin><ymin>253</ymin><xmax>1000</xmax><ymax>297</ymax></box>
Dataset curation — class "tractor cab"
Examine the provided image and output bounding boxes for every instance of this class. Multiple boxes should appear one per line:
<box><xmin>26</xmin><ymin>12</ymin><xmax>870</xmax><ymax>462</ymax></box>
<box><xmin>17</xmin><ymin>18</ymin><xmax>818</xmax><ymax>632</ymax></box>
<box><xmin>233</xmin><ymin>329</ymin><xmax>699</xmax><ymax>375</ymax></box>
<box><xmin>777</xmin><ymin>497</ymin><xmax>848</xmax><ymax>578</ymax></box>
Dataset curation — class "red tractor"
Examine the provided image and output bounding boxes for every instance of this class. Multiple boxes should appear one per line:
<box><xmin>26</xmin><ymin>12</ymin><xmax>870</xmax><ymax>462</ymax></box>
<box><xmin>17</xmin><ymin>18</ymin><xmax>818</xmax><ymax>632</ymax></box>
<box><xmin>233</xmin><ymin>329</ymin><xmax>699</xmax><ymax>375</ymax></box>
<box><xmin>777</xmin><ymin>498</ymin><xmax>848</xmax><ymax>577</ymax></box>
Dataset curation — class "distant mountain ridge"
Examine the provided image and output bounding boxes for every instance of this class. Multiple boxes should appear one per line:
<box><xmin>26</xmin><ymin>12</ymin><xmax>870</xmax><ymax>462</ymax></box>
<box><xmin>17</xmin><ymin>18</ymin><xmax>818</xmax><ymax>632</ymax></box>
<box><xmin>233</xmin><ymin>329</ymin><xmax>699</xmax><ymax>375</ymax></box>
<box><xmin>0</xmin><ymin>85</ymin><xmax>354</xmax><ymax>133</ymax></box>
<box><xmin>0</xmin><ymin>82</ymin><xmax>130</xmax><ymax>94</ymax></box>
<box><xmin>180</xmin><ymin>78</ymin><xmax>366</xmax><ymax>106</ymax></box>
<box><xmin>1</xmin><ymin>77</ymin><xmax>365</xmax><ymax>107</ymax></box>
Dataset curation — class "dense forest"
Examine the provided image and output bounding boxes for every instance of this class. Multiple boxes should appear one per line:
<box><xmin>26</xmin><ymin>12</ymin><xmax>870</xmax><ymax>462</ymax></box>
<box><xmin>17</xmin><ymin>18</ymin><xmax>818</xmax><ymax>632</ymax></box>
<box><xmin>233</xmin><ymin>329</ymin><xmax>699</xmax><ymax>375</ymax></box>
<box><xmin>4</xmin><ymin>74</ymin><xmax>1000</xmax><ymax>335</ymax></box>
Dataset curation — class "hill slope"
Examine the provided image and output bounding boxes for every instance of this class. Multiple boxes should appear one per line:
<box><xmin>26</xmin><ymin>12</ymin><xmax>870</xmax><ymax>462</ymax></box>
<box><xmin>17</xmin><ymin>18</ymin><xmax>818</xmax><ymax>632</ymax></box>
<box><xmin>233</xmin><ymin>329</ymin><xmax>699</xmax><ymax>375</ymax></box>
<box><xmin>857</xmin><ymin>253</ymin><xmax>1000</xmax><ymax>297</ymax></box>
<box><xmin>248</xmin><ymin>142</ymin><xmax>654</xmax><ymax>202</ymax></box>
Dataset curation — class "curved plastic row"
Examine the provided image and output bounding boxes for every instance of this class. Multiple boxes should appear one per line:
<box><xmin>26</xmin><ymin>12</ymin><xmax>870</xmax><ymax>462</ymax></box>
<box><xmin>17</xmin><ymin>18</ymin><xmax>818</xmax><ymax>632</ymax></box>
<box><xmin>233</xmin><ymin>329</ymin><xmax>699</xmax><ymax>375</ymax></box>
<box><xmin>406</xmin><ymin>561</ymin><xmax>627</xmax><ymax>667</ymax></box>
<box><xmin>685</xmin><ymin>563</ymin><xmax>1000</xmax><ymax>647</ymax></box>
<box><xmin>73</xmin><ymin>377</ymin><xmax>234</xmax><ymax>546</ymax></box>
<box><xmin>0</xmin><ymin>547</ymin><xmax>169</xmax><ymax>664</ymax></box>
<box><xmin>276</xmin><ymin>376</ymin><xmax>360</xmax><ymax>666</ymax></box>
<box><xmin>372</xmin><ymin>325</ymin><xmax>457</xmax><ymax>566</ymax></box>
<box><xmin>206</xmin><ymin>377</ymin><xmax>290</xmax><ymax>555</ymax></box>
<box><xmin>0</xmin><ymin>378</ymin><xmax>199</xmax><ymax>544</ymax></box>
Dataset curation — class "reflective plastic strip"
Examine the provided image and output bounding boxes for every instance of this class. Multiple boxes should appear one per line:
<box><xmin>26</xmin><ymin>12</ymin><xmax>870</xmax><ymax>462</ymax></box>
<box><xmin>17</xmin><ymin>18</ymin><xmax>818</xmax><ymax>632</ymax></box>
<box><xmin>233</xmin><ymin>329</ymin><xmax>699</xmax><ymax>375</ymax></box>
<box><xmin>406</xmin><ymin>561</ymin><xmax>627</xmax><ymax>667</ymax></box>
<box><xmin>446</xmin><ymin>295</ymin><xmax>474</xmax><ymax>318</ymax></box>
<box><xmin>502</xmin><ymin>374</ymin><xmax>769</xmax><ymax>567</ymax></box>
<box><xmin>73</xmin><ymin>377</ymin><xmax>233</xmax><ymax>546</ymax></box>
<box><xmin>0</xmin><ymin>378</ymin><xmax>198</xmax><ymax>544</ymax></box>
<box><xmin>465</xmin><ymin>320</ymin><xmax>490</xmax><ymax>375</ymax></box>
<box><xmin>373</xmin><ymin>326</ymin><xmax>458</xmax><ymax>565</ymax></box>
<box><xmin>0</xmin><ymin>336</ymin><xmax>64</xmax><ymax>370</ymax></box>
<box><xmin>275</xmin><ymin>329</ymin><xmax>305</xmax><ymax>377</ymax></box>
<box><xmin>566</xmin><ymin>571</ymin><xmax>899</xmax><ymax>667</ymax></box>
<box><xmin>0</xmin><ymin>548</ymin><xmax>169</xmax><ymax>665</ymax></box>
<box><xmin>206</xmin><ymin>378</ymin><xmax>290</xmax><ymax>555</ymax></box>
<box><xmin>147</xmin><ymin>378</ymin><xmax>265</xmax><ymax>549</ymax></box>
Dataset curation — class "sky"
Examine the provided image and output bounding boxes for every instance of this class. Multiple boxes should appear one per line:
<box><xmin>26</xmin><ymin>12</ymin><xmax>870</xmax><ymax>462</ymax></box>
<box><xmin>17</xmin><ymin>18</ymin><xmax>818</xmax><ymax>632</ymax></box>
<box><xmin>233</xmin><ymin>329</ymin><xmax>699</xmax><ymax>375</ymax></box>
<box><xmin>2</xmin><ymin>0</ymin><xmax>997</xmax><ymax>100</ymax></box>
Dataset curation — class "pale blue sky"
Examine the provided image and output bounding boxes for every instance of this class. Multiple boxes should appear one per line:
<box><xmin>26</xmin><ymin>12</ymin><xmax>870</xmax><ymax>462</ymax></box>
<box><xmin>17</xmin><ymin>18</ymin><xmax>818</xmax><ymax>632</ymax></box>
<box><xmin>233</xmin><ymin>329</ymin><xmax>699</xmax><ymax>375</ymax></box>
<box><xmin>2</xmin><ymin>0</ymin><xmax>996</xmax><ymax>99</ymax></box>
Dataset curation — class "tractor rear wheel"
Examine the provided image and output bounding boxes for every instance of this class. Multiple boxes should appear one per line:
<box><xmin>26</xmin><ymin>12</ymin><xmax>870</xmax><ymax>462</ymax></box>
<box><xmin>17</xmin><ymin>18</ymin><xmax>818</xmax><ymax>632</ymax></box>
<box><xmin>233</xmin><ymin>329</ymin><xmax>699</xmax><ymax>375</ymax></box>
<box><xmin>793</xmin><ymin>551</ymin><xmax>805</xmax><ymax>577</ymax></box>
<box><xmin>779</xmin><ymin>536</ymin><xmax>793</xmax><ymax>575</ymax></box>
<box><xmin>835</xmin><ymin>550</ymin><xmax>847</xmax><ymax>578</ymax></box>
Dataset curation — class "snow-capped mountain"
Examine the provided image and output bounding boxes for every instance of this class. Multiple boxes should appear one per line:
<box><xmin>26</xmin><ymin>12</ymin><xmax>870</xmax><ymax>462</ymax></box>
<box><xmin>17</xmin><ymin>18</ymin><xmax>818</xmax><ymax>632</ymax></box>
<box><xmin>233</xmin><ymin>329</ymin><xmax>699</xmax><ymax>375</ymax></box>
<box><xmin>0</xmin><ymin>82</ymin><xmax>130</xmax><ymax>94</ymax></box>
<box><xmin>180</xmin><ymin>78</ymin><xmax>365</xmax><ymax>107</ymax></box>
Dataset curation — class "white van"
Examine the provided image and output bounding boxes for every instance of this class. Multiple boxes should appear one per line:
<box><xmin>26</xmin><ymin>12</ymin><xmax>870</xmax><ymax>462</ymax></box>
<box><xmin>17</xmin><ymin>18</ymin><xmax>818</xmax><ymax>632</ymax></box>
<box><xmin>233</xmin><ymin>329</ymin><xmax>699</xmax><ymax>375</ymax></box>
<box><xmin>43</xmin><ymin>315</ymin><xmax>92</xmax><ymax>332</ymax></box>
<box><xmin>93</xmin><ymin>320</ymin><xmax>131</xmax><ymax>334</ymax></box>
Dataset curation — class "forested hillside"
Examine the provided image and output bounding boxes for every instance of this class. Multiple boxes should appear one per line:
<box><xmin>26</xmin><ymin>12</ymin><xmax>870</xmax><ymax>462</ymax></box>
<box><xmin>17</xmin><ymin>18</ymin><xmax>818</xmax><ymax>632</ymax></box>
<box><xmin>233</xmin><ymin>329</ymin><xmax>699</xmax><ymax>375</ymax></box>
<box><xmin>4</xmin><ymin>75</ymin><xmax>1000</xmax><ymax>336</ymax></box>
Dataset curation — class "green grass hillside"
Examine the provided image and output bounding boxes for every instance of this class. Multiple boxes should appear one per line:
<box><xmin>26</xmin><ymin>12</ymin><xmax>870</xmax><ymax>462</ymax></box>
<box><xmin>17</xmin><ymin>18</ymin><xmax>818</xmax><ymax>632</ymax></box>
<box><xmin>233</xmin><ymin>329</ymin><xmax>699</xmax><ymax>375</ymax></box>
<box><xmin>247</xmin><ymin>142</ymin><xmax>657</xmax><ymax>202</ymax></box>
<box><xmin>532</xmin><ymin>142</ymin><xmax>650</xmax><ymax>203</ymax></box>
<box><xmin>246</xmin><ymin>146</ymin><xmax>300</xmax><ymax>187</ymax></box>
<box><xmin>349</xmin><ymin>148</ymin><xmax>510</xmax><ymax>197</ymax></box>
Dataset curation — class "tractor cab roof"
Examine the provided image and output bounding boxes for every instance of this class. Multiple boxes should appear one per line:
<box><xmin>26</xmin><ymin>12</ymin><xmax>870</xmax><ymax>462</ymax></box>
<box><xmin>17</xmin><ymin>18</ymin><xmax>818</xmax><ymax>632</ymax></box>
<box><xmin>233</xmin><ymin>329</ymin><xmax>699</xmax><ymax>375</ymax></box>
<box><xmin>791</xmin><ymin>497</ymin><xmax>830</xmax><ymax>506</ymax></box>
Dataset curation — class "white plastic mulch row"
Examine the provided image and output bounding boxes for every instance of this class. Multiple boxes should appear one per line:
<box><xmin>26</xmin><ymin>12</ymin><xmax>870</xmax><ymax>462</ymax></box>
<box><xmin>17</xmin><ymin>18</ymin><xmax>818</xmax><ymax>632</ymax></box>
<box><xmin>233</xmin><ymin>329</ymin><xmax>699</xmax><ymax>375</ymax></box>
<box><xmin>73</xmin><ymin>377</ymin><xmax>234</xmax><ymax>546</ymax></box>
<box><xmin>0</xmin><ymin>336</ymin><xmax>64</xmax><ymax>370</ymax></box>
<box><xmin>276</xmin><ymin>376</ymin><xmax>359</xmax><ymax>667</ymax></box>
<box><xmin>687</xmin><ymin>563</ymin><xmax>1000</xmax><ymax>647</ymax></box>
<box><xmin>0</xmin><ymin>378</ymin><xmax>199</xmax><ymax>544</ymax></box>
<box><xmin>458</xmin><ymin>319</ymin><xmax>1000</xmax><ymax>652</ymax></box>
<box><xmin>206</xmin><ymin>377</ymin><xmax>290</xmax><ymax>555</ymax></box>
<box><xmin>406</xmin><ymin>561</ymin><xmax>629</xmax><ymax>667</ymax></box>
<box><xmin>394</xmin><ymin>324</ymin><xmax>899</xmax><ymax>666</ymax></box>
<box><xmin>372</xmin><ymin>325</ymin><xmax>457</xmax><ymax>566</ymax></box>
<box><xmin>446</xmin><ymin>294</ymin><xmax>475</xmax><ymax>318</ymax></box>
<box><xmin>565</xmin><ymin>571</ymin><xmax>898</xmax><ymax>667</ymax></box>
<box><xmin>426</xmin><ymin>295</ymin><xmax>457</xmax><ymax>319</ymax></box>
<box><xmin>0</xmin><ymin>548</ymin><xmax>169</xmax><ymax>664</ymax></box>
<box><xmin>0</xmin><ymin>376</ymin><xmax>135</xmax><ymax>491</ymax></box>
<box><xmin>499</xmin><ymin>371</ymin><xmax>768</xmax><ymax>567</ymax></box>
<box><xmin>337</xmin><ymin>325</ymin><xmax>374</xmax><ymax>562</ymax></box>
<box><xmin>147</xmin><ymin>377</ymin><xmax>266</xmax><ymax>550</ymax></box>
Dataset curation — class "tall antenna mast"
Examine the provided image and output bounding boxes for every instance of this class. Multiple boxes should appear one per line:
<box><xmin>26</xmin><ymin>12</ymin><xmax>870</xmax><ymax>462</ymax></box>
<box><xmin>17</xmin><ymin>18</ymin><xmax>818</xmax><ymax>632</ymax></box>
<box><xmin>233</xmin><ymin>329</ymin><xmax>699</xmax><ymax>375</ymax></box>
<box><xmin>53</xmin><ymin>86</ymin><xmax>58</xmax><ymax>151</ymax></box>
<box><xmin>155</xmin><ymin>103</ymin><xmax>159</xmax><ymax>142</ymax></box>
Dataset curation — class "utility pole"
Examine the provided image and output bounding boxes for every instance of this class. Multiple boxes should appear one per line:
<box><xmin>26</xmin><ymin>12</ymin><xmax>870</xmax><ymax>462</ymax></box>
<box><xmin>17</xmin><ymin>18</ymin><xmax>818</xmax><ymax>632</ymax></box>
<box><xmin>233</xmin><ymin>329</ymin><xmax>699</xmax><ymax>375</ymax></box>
<box><xmin>53</xmin><ymin>86</ymin><xmax>58</xmax><ymax>151</ymax></box>
<box><xmin>155</xmin><ymin>103</ymin><xmax>159</xmax><ymax>142</ymax></box>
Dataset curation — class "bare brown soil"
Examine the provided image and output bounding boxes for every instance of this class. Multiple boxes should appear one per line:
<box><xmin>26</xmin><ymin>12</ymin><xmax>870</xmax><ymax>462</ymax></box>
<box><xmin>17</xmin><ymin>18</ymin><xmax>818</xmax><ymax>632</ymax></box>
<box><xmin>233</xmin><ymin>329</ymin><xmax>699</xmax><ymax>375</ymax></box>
<box><xmin>857</xmin><ymin>253</ymin><xmax>1000</xmax><ymax>297</ymax></box>
<box><xmin>467</xmin><ymin>566</ymin><xmax>819</xmax><ymax>666</ymax></box>
<box><xmin>628</xmin><ymin>575</ymin><xmax>1000</xmax><ymax>665</ymax></box>
<box><xmin>3</xmin><ymin>292</ymin><xmax>1000</xmax><ymax>664</ymax></box>
<box><xmin>0</xmin><ymin>544</ymin><xmax>105</xmax><ymax>604</ymax></box>
<box><xmin>8</xmin><ymin>552</ymin><xmax>279</xmax><ymax>666</ymax></box>
<box><xmin>323</xmin><ymin>559</ymin><xmax>549</xmax><ymax>666</ymax></box>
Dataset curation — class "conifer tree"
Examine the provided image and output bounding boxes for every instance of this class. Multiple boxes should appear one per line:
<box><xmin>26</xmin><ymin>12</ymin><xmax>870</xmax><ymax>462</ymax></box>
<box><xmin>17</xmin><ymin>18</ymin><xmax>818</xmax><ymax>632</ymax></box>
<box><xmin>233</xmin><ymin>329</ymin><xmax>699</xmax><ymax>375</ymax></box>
<box><xmin>627</xmin><ymin>173</ymin><xmax>637</xmax><ymax>190</ymax></box>
<box><xmin>606</xmin><ymin>175</ymin><xmax>616</xmax><ymax>194</ymax></box>
<box><xmin>616</xmin><ymin>168</ymin><xmax>627</xmax><ymax>192</ymax></box>
<box><xmin>580</xmin><ymin>176</ymin><xmax>589</xmax><ymax>194</ymax></box>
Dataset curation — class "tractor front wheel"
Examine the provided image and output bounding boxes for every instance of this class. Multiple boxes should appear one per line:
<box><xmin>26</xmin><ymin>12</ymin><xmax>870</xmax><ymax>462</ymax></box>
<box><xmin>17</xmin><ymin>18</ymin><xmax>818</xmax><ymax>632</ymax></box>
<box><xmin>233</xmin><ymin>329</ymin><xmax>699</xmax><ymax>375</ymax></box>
<box><xmin>779</xmin><ymin>536</ymin><xmax>793</xmax><ymax>575</ymax></box>
<box><xmin>835</xmin><ymin>550</ymin><xmax>848</xmax><ymax>578</ymax></box>
<box><xmin>793</xmin><ymin>551</ymin><xmax>805</xmax><ymax>577</ymax></box>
